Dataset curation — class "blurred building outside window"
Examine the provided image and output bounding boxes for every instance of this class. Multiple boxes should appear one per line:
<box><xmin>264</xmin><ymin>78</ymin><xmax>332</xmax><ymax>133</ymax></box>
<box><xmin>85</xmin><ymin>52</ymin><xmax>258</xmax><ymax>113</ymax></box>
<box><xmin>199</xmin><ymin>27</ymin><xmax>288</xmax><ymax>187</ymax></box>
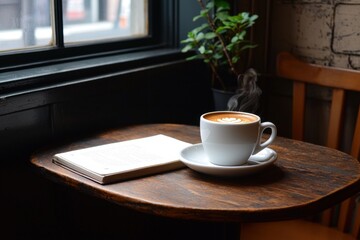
<box><xmin>0</xmin><ymin>0</ymin><xmax>148</xmax><ymax>52</ymax></box>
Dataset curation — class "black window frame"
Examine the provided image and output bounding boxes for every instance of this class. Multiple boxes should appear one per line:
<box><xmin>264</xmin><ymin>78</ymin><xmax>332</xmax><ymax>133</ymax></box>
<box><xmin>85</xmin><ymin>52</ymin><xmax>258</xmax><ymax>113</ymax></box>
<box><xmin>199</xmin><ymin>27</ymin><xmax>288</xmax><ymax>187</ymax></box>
<box><xmin>0</xmin><ymin>0</ymin><xmax>179</xmax><ymax>72</ymax></box>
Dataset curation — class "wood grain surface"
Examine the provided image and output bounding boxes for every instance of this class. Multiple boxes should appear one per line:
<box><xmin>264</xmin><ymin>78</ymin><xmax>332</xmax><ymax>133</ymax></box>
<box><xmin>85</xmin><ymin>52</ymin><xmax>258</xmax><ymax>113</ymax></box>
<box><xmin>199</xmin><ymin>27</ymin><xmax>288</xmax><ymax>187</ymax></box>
<box><xmin>30</xmin><ymin>124</ymin><xmax>360</xmax><ymax>223</ymax></box>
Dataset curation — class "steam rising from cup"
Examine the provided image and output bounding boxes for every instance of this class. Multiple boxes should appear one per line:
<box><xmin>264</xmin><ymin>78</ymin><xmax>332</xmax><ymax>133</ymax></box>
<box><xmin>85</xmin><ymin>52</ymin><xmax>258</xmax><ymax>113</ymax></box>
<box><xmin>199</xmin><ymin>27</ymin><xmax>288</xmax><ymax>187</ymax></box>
<box><xmin>227</xmin><ymin>68</ymin><xmax>262</xmax><ymax>113</ymax></box>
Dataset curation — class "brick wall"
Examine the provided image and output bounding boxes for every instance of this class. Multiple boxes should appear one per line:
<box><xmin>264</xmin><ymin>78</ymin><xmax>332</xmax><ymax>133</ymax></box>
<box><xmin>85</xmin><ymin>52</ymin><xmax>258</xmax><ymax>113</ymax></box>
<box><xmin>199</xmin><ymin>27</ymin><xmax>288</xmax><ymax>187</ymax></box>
<box><xmin>271</xmin><ymin>0</ymin><xmax>360</xmax><ymax>69</ymax></box>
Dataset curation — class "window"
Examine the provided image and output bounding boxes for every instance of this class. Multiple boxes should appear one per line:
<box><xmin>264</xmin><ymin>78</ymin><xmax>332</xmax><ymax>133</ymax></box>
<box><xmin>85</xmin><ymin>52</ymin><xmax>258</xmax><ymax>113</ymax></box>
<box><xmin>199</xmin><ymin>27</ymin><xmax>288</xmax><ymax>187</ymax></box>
<box><xmin>63</xmin><ymin>0</ymin><xmax>147</xmax><ymax>44</ymax></box>
<box><xmin>0</xmin><ymin>0</ymin><xmax>171</xmax><ymax>72</ymax></box>
<box><xmin>0</xmin><ymin>0</ymin><xmax>147</xmax><ymax>52</ymax></box>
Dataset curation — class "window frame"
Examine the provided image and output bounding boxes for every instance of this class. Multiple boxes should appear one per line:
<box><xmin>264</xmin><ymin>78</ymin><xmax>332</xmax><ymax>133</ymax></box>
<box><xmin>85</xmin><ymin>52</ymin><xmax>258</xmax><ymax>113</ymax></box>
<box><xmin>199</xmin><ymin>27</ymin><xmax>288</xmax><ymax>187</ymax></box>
<box><xmin>0</xmin><ymin>0</ymin><xmax>178</xmax><ymax>72</ymax></box>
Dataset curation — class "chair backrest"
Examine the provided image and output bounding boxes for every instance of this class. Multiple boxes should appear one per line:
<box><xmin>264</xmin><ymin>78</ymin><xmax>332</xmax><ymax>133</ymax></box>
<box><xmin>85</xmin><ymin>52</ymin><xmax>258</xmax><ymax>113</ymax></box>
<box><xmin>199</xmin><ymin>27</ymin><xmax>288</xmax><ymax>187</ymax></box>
<box><xmin>276</xmin><ymin>51</ymin><xmax>360</xmax><ymax>237</ymax></box>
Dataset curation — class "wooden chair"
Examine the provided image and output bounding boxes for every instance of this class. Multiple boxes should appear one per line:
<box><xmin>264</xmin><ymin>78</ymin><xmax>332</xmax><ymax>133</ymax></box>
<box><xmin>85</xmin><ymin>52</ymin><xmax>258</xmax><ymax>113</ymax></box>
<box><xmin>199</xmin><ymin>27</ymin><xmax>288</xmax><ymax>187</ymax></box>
<box><xmin>241</xmin><ymin>52</ymin><xmax>360</xmax><ymax>240</ymax></box>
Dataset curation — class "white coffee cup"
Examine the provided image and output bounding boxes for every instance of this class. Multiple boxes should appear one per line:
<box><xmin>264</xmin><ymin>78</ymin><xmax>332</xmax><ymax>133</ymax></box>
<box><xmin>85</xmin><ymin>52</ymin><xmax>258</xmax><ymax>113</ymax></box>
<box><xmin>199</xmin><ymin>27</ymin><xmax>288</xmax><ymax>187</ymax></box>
<box><xmin>200</xmin><ymin>111</ymin><xmax>277</xmax><ymax>166</ymax></box>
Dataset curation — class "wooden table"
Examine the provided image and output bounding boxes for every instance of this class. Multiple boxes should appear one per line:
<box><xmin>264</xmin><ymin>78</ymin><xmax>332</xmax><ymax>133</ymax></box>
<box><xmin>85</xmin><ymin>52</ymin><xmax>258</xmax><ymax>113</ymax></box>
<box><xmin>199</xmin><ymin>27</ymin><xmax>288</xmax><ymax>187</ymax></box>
<box><xmin>31</xmin><ymin>124</ymin><xmax>360</xmax><ymax>238</ymax></box>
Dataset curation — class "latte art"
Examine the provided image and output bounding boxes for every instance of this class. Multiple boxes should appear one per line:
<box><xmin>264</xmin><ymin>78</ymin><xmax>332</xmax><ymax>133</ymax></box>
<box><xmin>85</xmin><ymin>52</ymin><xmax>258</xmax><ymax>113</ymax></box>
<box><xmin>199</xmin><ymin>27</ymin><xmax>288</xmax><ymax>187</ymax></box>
<box><xmin>217</xmin><ymin>117</ymin><xmax>243</xmax><ymax>123</ymax></box>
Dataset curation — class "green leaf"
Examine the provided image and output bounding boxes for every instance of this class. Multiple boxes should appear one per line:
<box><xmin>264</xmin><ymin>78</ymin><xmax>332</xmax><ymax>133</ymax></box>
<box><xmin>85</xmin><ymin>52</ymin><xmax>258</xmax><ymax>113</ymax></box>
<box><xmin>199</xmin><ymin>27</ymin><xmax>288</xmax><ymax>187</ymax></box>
<box><xmin>237</xmin><ymin>31</ymin><xmax>246</xmax><ymax>40</ymax></box>
<box><xmin>215</xmin><ymin>26</ymin><xmax>230</xmax><ymax>33</ymax></box>
<box><xmin>240</xmin><ymin>44</ymin><xmax>258</xmax><ymax>51</ymax></box>
<box><xmin>250</xmin><ymin>15</ymin><xmax>259</xmax><ymax>21</ymax></box>
<box><xmin>198</xmin><ymin>46</ymin><xmax>206</xmax><ymax>54</ymax></box>
<box><xmin>186</xmin><ymin>55</ymin><xmax>200</xmax><ymax>61</ymax></box>
<box><xmin>194</xmin><ymin>23</ymin><xmax>210</xmax><ymax>33</ymax></box>
<box><xmin>206</xmin><ymin>1</ymin><xmax>214</xmax><ymax>9</ymax></box>
<box><xmin>213</xmin><ymin>53</ymin><xmax>223</xmax><ymax>60</ymax></box>
<box><xmin>200</xmin><ymin>9</ymin><xmax>209</xmax><ymax>17</ymax></box>
<box><xmin>181</xmin><ymin>38</ymin><xmax>195</xmax><ymax>44</ymax></box>
<box><xmin>205</xmin><ymin>32</ymin><xmax>217</xmax><ymax>39</ymax></box>
<box><xmin>216</xmin><ymin>11</ymin><xmax>229</xmax><ymax>20</ymax></box>
<box><xmin>196</xmin><ymin>32</ymin><xmax>205</xmax><ymax>41</ymax></box>
<box><xmin>204</xmin><ymin>49</ymin><xmax>214</xmax><ymax>55</ymax></box>
<box><xmin>232</xmin><ymin>56</ymin><xmax>240</xmax><ymax>63</ymax></box>
<box><xmin>231</xmin><ymin>36</ymin><xmax>238</xmax><ymax>43</ymax></box>
<box><xmin>228</xmin><ymin>15</ymin><xmax>240</xmax><ymax>23</ymax></box>
<box><xmin>187</xmin><ymin>31</ymin><xmax>196</xmax><ymax>38</ymax></box>
<box><xmin>241</xmin><ymin>12</ymin><xmax>250</xmax><ymax>21</ymax></box>
<box><xmin>193</xmin><ymin>14</ymin><xmax>204</xmax><ymax>22</ymax></box>
<box><xmin>181</xmin><ymin>44</ymin><xmax>193</xmax><ymax>53</ymax></box>
<box><xmin>226</xmin><ymin>43</ymin><xmax>234</xmax><ymax>51</ymax></box>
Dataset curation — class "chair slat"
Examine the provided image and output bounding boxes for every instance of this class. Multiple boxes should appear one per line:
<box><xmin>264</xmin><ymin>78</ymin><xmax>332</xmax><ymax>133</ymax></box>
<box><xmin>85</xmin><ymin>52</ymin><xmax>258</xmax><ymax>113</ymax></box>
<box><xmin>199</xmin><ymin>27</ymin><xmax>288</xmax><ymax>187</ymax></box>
<box><xmin>351</xmin><ymin>106</ymin><xmax>360</xmax><ymax>160</ymax></box>
<box><xmin>326</xmin><ymin>89</ymin><xmax>345</xmax><ymax>149</ymax></box>
<box><xmin>337</xmin><ymin>198</ymin><xmax>353</xmax><ymax>232</ymax></box>
<box><xmin>292</xmin><ymin>82</ymin><xmax>306</xmax><ymax>141</ymax></box>
<box><xmin>352</xmin><ymin>195</ymin><xmax>360</xmax><ymax>238</ymax></box>
<box><xmin>320</xmin><ymin>208</ymin><xmax>333</xmax><ymax>226</ymax></box>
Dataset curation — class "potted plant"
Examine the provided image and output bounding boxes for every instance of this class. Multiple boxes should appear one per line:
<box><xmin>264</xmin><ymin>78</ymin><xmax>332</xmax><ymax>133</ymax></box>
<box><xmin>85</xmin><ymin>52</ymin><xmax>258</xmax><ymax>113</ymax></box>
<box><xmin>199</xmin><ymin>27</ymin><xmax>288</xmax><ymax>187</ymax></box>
<box><xmin>181</xmin><ymin>0</ymin><xmax>262</xmax><ymax>112</ymax></box>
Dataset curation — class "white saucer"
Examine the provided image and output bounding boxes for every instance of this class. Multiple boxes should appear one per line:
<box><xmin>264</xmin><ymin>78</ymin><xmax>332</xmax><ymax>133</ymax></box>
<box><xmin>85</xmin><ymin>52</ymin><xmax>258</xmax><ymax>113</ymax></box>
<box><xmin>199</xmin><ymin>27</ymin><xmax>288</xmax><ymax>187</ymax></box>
<box><xmin>179</xmin><ymin>143</ymin><xmax>277</xmax><ymax>177</ymax></box>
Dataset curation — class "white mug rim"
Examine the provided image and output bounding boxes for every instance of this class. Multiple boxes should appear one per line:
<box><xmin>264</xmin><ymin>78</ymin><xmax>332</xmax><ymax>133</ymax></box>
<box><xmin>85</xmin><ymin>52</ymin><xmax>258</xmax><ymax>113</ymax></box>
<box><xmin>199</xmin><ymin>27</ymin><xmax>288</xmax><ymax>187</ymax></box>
<box><xmin>201</xmin><ymin>111</ymin><xmax>260</xmax><ymax>125</ymax></box>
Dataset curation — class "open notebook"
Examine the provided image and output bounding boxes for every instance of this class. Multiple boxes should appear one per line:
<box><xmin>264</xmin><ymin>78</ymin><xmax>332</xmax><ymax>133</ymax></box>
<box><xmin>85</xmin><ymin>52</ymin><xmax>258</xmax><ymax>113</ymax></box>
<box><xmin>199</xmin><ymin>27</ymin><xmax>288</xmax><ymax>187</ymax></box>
<box><xmin>52</xmin><ymin>134</ymin><xmax>191</xmax><ymax>184</ymax></box>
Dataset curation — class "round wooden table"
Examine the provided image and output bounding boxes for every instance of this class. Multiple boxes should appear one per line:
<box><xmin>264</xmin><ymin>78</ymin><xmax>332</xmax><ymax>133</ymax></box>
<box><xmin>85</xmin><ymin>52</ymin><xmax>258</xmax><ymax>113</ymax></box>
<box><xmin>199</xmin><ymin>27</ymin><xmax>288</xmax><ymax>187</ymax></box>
<box><xmin>31</xmin><ymin>124</ymin><xmax>360</xmax><ymax>238</ymax></box>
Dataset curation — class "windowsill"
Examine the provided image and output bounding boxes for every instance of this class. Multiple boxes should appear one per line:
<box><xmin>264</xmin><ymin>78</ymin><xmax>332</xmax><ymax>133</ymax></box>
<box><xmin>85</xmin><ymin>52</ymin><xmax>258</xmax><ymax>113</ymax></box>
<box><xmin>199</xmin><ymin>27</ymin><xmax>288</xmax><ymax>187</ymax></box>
<box><xmin>0</xmin><ymin>48</ymin><xmax>186</xmax><ymax>97</ymax></box>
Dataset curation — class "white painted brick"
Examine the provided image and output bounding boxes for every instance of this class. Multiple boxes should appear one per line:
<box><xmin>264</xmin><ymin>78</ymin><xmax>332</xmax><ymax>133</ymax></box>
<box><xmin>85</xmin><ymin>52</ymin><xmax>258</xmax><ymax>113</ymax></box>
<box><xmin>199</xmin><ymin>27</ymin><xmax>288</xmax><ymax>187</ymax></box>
<box><xmin>332</xmin><ymin>4</ymin><xmax>360</xmax><ymax>54</ymax></box>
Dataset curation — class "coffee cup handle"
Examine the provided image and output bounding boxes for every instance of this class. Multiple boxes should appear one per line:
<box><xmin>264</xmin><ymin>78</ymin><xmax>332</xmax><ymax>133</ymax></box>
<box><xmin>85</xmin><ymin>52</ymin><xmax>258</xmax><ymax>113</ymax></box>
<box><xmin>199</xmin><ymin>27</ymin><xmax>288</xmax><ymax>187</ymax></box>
<box><xmin>253</xmin><ymin>122</ymin><xmax>277</xmax><ymax>155</ymax></box>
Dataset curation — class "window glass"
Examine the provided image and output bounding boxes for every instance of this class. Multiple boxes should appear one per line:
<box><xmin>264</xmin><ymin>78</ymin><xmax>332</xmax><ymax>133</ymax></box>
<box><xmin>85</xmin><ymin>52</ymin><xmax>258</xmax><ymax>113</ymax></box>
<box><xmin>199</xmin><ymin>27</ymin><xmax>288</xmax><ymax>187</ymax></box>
<box><xmin>0</xmin><ymin>0</ymin><xmax>148</xmax><ymax>52</ymax></box>
<box><xmin>63</xmin><ymin>0</ymin><xmax>148</xmax><ymax>44</ymax></box>
<box><xmin>0</xmin><ymin>0</ymin><xmax>53</xmax><ymax>52</ymax></box>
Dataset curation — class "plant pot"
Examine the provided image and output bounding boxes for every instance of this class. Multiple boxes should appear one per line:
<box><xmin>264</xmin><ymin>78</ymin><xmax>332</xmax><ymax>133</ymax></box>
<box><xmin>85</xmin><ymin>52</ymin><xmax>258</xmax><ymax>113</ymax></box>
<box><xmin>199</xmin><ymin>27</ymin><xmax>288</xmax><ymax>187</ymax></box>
<box><xmin>211</xmin><ymin>88</ymin><xmax>235</xmax><ymax>111</ymax></box>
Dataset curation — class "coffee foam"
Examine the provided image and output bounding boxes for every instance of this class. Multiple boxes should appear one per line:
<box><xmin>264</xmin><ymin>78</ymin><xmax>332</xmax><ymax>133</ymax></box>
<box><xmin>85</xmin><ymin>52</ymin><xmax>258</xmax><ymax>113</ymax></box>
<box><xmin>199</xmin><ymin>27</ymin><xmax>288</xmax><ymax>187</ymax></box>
<box><xmin>204</xmin><ymin>113</ymin><xmax>257</xmax><ymax>124</ymax></box>
<box><xmin>216</xmin><ymin>117</ymin><xmax>251</xmax><ymax>123</ymax></box>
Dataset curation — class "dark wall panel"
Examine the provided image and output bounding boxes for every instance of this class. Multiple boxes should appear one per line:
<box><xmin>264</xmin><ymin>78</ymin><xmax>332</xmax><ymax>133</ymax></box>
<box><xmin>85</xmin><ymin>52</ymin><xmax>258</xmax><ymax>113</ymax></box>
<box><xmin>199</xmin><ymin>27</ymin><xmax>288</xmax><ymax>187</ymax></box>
<box><xmin>0</xmin><ymin>106</ymin><xmax>51</xmax><ymax>156</ymax></box>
